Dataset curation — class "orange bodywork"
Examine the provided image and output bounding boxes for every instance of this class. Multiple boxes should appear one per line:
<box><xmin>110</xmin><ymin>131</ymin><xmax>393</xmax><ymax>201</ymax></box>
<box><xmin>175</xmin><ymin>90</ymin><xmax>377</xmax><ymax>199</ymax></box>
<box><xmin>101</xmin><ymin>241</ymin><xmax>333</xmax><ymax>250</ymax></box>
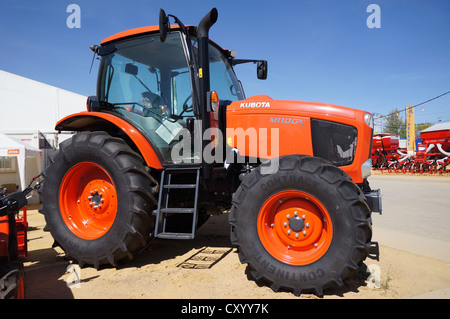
<box><xmin>56</xmin><ymin>112</ymin><xmax>163</xmax><ymax>169</ymax></box>
<box><xmin>61</xmin><ymin>26</ymin><xmax>371</xmax><ymax>183</ymax></box>
<box><xmin>226</xmin><ymin>95</ymin><xmax>372</xmax><ymax>183</ymax></box>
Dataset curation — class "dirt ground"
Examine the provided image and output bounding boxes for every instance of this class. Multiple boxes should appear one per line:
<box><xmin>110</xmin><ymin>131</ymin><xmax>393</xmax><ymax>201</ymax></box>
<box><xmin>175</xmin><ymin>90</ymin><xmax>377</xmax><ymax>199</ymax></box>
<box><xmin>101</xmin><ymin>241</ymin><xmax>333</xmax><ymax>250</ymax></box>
<box><xmin>21</xmin><ymin>203</ymin><xmax>450</xmax><ymax>299</ymax></box>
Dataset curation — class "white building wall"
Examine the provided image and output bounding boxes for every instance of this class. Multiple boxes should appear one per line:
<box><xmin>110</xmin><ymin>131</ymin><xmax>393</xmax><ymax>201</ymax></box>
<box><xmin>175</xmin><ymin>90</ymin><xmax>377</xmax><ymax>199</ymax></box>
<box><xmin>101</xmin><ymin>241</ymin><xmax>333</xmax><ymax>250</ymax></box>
<box><xmin>0</xmin><ymin>70</ymin><xmax>87</xmax><ymax>203</ymax></box>
<box><xmin>0</xmin><ymin>70</ymin><xmax>86</xmax><ymax>133</ymax></box>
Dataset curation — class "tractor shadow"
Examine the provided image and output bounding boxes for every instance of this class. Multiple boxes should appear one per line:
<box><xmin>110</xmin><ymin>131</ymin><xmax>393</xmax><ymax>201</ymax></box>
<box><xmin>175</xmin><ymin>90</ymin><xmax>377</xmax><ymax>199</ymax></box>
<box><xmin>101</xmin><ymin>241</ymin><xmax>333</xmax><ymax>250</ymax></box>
<box><xmin>112</xmin><ymin>212</ymin><xmax>374</xmax><ymax>298</ymax></box>
<box><xmin>119</xmin><ymin>212</ymin><xmax>233</xmax><ymax>269</ymax></box>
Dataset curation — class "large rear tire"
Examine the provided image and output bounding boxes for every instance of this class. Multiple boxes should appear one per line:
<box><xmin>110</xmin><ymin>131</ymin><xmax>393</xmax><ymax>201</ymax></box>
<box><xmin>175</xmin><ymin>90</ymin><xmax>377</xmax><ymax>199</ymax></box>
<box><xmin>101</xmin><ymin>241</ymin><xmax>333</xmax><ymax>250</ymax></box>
<box><xmin>41</xmin><ymin>132</ymin><xmax>158</xmax><ymax>268</ymax></box>
<box><xmin>230</xmin><ymin>155</ymin><xmax>372</xmax><ymax>296</ymax></box>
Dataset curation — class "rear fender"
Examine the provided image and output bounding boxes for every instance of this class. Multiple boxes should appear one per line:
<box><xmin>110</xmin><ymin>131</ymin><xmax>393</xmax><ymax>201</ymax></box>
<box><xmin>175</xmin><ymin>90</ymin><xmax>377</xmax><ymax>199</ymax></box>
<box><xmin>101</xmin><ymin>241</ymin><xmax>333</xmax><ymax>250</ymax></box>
<box><xmin>56</xmin><ymin>112</ymin><xmax>163</xmax><ymax>169</ymax></box>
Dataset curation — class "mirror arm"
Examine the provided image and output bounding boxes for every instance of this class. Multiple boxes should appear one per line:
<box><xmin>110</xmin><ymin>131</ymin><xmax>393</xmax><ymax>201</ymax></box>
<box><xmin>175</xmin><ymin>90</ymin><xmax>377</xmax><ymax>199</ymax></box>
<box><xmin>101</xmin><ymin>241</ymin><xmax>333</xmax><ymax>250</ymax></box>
<box><xmin>231</xmin><ymin>59</ymin><xmax>259</xmax><ymax>66</ymax></box>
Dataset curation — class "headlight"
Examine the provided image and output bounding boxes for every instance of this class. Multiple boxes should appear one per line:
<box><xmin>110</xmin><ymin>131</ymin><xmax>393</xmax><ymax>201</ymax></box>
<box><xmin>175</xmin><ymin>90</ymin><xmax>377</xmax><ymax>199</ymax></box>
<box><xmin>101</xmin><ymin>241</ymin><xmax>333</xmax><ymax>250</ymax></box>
<box><xmin>364</xmin><ymin>112</ymin><xmax>374</xmax><ymax>129</ymax></box>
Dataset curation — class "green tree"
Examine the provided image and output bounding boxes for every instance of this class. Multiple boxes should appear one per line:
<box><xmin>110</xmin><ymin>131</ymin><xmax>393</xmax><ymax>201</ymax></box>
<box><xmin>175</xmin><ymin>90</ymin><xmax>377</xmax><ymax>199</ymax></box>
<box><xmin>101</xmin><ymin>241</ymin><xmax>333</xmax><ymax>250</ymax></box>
<box><xmin>416</xmin><ymin>122</ymin><xmax>433</xmax><ymax>135</ymax></box>
<box><xmin>385</xmin><ymin>108</ymin><xmax>406</xmax><ymax>138</ymax></box>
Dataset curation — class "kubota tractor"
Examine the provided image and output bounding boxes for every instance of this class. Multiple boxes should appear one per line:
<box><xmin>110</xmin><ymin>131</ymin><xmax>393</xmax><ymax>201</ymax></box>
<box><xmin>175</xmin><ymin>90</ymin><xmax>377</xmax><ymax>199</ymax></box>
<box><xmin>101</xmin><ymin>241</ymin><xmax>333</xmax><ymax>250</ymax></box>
<box><xmin>40</xmin><ymin>8</ymin><xmax>382</xmax><ymax>296</ymax></box>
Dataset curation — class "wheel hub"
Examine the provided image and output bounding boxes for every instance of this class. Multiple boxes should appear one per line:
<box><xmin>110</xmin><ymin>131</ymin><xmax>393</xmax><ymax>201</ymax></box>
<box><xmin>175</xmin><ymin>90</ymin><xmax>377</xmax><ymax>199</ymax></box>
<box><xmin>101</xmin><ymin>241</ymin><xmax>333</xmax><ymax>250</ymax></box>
<box><xmin>288</xmin><ymin>215</ymin><xmax>305</xmax><ymax>232</ymax></box>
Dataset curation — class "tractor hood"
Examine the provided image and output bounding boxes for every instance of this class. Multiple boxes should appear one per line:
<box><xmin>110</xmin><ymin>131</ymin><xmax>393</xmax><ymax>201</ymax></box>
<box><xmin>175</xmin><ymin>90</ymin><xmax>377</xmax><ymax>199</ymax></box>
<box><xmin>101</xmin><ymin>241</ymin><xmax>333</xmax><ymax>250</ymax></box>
<box><xmin>226</xmin><ymin>94</ymin><xmax>373</xmax><ymax>184</ymax></box>
<box><xmin>228</xmin><ymin>95</ymin><xmax>360</xmax><ymax>121</ymax></box>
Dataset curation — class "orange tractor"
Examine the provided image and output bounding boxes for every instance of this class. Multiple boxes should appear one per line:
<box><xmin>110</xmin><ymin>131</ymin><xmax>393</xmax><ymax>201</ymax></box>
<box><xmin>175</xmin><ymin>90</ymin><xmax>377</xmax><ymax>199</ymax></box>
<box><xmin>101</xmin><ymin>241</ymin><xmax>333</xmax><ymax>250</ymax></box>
<box><xmin>41</xmin><ymin>8</ymin><xmax>381</xmax><ymax>296</ymax></box>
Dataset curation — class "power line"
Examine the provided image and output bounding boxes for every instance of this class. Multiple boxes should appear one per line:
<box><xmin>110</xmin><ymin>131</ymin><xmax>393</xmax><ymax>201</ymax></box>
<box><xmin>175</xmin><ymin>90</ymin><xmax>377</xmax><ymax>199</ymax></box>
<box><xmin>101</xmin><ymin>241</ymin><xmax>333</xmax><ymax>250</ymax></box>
<box><xmin>374</xmin><ymin>90</ymin><xmax>450</xmax><ymax>120</ymax></box>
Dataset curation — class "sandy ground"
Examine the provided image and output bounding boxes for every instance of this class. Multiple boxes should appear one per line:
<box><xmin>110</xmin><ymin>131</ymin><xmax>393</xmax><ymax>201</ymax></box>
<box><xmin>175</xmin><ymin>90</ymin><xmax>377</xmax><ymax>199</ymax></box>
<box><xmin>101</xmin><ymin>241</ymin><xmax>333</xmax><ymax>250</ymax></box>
<box><xmin>22</xmin><ymin>202</ymin><xmax>450</xmax><ymax>299</ymax></box>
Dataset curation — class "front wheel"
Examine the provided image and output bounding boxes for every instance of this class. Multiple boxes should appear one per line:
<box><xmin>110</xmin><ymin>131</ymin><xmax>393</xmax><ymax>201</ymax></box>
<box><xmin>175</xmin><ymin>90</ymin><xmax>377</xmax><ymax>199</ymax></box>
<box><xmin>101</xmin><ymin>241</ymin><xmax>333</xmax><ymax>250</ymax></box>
<box><xmin>230</xmin><ymin>155</ymin><xmax>372</xmax><ymax>296</ymax></box>
<box><xmin>41</xmin><ymin>132</ymin><xmax>158</xmax><ymax>268</ymax></box>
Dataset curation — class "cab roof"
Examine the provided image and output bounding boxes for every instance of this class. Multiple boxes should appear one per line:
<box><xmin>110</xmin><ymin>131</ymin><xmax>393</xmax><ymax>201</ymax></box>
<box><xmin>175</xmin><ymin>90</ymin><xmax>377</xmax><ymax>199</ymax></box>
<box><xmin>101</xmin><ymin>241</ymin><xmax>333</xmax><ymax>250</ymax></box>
<box><xmin>101</xmin><ymin>25</ymin><xmax>190</xmax><ymax>45</ymax></box>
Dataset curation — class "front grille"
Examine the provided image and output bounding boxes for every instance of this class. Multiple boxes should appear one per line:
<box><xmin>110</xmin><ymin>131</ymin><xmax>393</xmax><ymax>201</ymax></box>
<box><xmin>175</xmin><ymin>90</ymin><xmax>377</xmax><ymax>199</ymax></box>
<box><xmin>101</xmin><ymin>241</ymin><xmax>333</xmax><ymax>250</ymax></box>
<box><xmin>311</xmin><ymin>119</ymin><xmax>358</xmax><ymax>166</ymax></box>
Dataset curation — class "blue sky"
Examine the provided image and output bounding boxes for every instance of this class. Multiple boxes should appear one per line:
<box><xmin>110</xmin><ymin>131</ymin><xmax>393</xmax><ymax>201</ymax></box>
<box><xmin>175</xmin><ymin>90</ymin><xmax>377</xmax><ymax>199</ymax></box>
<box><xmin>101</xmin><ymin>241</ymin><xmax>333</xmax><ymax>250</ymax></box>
<box><xmin>1</xmin><ymin>0</ymin><xmax>449</xmax><ymax>126</ymax></box>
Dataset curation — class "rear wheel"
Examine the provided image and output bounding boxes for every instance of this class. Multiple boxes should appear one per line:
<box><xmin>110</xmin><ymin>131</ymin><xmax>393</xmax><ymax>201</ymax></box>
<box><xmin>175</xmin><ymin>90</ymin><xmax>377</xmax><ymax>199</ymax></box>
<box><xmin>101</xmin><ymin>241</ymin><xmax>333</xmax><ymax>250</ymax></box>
<box><xmin>41</xmin><ymin>132</ymin><xmax>158</xmax><ymax>267</ymax></box>
<box><xmin>230</xmin><ymin>155</ymin><xmax>372</xmax><ymax>296</ymax></box>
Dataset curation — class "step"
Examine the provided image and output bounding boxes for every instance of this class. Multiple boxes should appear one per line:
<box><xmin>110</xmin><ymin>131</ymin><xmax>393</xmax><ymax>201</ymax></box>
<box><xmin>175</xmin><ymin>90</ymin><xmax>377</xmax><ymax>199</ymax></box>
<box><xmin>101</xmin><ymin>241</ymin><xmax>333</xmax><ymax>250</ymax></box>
<box><xmin>156</xmin><ymin>232</ymin><xmax>194</xmax><ymax>240</ymax></box>
<box><xmin>163</xmin><ymin>184</ymin><xmax>197</xmax><ymax>189</ymax></box>
<box><xmin>160</xmin><ymin>208</ymin><xmax>195</xmax><ymax>214</ymax></box>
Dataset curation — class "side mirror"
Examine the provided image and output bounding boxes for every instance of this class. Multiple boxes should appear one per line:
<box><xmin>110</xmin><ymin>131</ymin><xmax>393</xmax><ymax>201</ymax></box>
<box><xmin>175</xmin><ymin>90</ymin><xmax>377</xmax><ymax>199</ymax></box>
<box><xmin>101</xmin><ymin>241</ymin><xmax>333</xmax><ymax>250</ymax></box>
<box><xmin>257</xmin><ymin>60</ymin><xmax>268</xmax><ymax>80</ymax></box>
<box><xmin>159</xmin><ymin>9</ymin><xmax>170</xmax><ymax>42</ymax></box>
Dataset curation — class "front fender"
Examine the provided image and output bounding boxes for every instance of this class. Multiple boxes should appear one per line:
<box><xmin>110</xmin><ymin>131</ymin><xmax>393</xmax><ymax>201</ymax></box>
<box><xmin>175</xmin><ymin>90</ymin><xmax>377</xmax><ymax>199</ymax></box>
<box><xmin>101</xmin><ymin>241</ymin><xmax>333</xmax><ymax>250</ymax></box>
<box><xmin>56</xmin><ymin>112</ymin><xmax>163</xmax><ymax>169</ymax></box>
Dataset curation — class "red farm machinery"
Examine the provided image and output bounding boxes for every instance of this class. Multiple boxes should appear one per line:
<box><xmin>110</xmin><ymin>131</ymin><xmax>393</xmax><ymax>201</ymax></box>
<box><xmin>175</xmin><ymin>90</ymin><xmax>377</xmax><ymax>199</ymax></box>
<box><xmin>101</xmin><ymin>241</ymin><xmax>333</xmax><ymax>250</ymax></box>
<box><xmin>372</xmin><ymin>123</ymin><xmax>450</xmax><ymax>175</ymax></box>
<box><xmin>0</xmin><ymin>190</ymin><xmax>29</xmax><ymax>299</ymax></box>
<box><xmin>1</xmin><ymin>176</ymin><xmax>41</xmax><ymax>299</ymax></box>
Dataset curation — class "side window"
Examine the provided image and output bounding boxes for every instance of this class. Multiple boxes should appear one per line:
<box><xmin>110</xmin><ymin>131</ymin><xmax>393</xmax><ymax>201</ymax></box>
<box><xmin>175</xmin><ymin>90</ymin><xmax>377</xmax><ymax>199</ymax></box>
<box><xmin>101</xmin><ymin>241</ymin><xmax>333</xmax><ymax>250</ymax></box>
<box><xmin>171</xmin><ymin>67</ymin><xmax>194</xmax><ymax>118</ymax></box>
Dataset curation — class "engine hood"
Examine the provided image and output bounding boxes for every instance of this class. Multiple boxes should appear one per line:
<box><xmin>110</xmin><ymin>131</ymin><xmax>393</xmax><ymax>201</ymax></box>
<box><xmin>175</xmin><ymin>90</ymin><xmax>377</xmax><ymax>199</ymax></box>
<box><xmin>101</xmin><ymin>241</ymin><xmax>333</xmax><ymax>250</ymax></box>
<box><xmin>228</xmin><ymin>95</ymin><xmax>361</xmax><ymax>121</ymax></box>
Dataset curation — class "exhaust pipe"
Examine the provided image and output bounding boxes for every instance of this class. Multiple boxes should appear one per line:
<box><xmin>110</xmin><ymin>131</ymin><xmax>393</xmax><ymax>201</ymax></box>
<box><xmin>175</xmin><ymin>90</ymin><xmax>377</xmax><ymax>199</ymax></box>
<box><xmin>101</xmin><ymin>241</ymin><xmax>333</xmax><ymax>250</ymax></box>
<box><xmin>197</xmin><ymin>8</ymin><xmax>218</xmax><ymax>181</ymax></box>
<box><xmin>197</xmin><ymin>8</ymin><xmax>218</xmax><ymax>38</ymax></box>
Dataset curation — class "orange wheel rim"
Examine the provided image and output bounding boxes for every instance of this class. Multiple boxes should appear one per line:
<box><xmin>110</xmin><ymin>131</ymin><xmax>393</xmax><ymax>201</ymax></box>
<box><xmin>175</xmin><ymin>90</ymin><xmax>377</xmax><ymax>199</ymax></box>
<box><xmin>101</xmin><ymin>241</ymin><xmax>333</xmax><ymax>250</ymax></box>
<box><xmin>257</xmin><ymin>190</ymin><xmax>333</xmax><ymax>265</ymax></box>
<box><xmin>59</xmin><ymin>162</ymin><xmax>118</xmax><ymax>240</ymax></box>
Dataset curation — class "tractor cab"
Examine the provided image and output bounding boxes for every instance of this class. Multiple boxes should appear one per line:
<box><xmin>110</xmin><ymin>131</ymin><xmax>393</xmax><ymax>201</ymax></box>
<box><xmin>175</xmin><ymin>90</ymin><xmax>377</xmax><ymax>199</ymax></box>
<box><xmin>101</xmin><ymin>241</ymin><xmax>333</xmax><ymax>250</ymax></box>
<box><xmin>87</xmin><ymin>22</ymin><xmax>259</xmax><ymax>166</ymax></box>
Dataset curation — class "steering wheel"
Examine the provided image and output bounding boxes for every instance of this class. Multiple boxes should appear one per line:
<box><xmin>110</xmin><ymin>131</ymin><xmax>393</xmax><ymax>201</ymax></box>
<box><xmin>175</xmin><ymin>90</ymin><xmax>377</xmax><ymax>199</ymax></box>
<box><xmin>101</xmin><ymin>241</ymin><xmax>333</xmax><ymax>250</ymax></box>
<box><xmin>174</xmin><ymin>95</ymin><xmax>193</xmax><ymax>120</ymax></box>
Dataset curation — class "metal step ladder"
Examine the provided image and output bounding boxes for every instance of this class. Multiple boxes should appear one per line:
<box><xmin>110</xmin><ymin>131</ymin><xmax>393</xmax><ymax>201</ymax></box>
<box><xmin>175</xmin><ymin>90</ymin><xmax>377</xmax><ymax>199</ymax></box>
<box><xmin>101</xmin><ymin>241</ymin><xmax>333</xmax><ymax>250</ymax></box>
<box><xmin>154</xmin><ymin>167</ymin><xmax>201</xmax><ymax>240</ymax></box>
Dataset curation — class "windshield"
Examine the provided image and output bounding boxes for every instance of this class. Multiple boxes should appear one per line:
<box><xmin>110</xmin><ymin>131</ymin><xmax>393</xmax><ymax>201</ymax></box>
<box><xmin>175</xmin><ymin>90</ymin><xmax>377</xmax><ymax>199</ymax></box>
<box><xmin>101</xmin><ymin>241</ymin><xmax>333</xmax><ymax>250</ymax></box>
<box><xmin>197</xmin><ymin>40</ymin><xmax>245</xmax><ymax>102</ymax></box>
<box><xmin>97</xmin><ymin>31</ymin><xmax>243</xmax><ymax>163</ymax></box>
